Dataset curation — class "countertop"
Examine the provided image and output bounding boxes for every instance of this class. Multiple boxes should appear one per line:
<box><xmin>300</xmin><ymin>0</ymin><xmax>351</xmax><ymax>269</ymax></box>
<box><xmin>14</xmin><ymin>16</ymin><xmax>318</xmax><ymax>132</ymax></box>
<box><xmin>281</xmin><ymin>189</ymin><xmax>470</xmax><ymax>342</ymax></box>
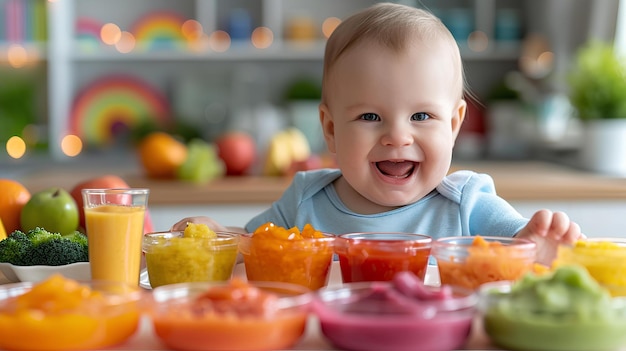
<box><xmin>15</xmin><ymin>160</ymin><xmax>626</xmax><ymax>205</ymax></box>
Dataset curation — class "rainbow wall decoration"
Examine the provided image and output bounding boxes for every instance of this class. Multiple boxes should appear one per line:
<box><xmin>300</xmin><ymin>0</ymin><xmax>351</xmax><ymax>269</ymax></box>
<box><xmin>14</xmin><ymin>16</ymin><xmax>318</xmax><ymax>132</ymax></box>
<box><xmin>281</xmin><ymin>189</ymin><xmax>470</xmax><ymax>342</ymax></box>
<box><xmin>131</xmin><ymin>11</ymin><xmax>186</xmax><ymax>49</ymax></box>
<box><xmin>75</xmin><ymin>17</ymin><xmax>104</xmax><ymax>50</ymax></box>
<box><xmin>70</xmin><ymin>76</ymin><xmax>171</xmax><ymax>146</ymax></box>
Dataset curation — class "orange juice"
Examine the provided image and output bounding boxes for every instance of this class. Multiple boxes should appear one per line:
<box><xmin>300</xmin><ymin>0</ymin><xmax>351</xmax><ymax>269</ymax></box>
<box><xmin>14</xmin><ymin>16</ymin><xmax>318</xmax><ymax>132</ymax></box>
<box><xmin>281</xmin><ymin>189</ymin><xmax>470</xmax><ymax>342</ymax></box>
<box><xmin>85</xmin><ymin>205</ymin><xmax>145</xmax><ymax>285</ymax></box>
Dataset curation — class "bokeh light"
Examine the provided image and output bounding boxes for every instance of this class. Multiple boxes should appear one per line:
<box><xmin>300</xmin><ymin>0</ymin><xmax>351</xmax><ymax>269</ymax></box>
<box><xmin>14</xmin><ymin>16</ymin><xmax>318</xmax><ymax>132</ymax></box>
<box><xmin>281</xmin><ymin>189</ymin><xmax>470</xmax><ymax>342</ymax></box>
<box><xmin>7</xmin><ymin>45</ymin><xmax>28</xmax><ymax>68</ymax></box>
<box><xmin>209</xmin><ymin>30</ymin><xmax>231</xmax><ymax>52</ymax></box>
<box><xmin>115</xmin><ymin>31</ymin><xmax>136</xmax><ymax>53</ymax></box>
<box><xmin>187</xmin><ymin>33</ymin><xmax>211</xmax><ymax>52</ymax></box>
<box><xmin>468</xmin><ymin>31</ymin><xmax>489</xmax><ymax>52</ymax></box>
<box><xmin>101</xmin><ymin>23</ymin><xmax>122</xmax><ymax>45</ymax></box>
<box><xmin>322</xmin><ymin>17</ymin><xmax>341</xmax><ymax>39</ymax></box>
<box><xmin>182</xmin><ymin>19</ymin><xmax>204</xmax><ymax>41</ymax></box>
<box><xmin>251</xmin><ymin>27</ymin><xmax>273</xmax><ymax>49</ymax></box>
<box><xmin>6</xmin><ymin>136</ymin><xmax>26</xmax><ymax>159</ymax></box>
<box><xmin>61</xmin><ymin>135</ymin><xmax>83</xmax><ymax>157</ymax></box>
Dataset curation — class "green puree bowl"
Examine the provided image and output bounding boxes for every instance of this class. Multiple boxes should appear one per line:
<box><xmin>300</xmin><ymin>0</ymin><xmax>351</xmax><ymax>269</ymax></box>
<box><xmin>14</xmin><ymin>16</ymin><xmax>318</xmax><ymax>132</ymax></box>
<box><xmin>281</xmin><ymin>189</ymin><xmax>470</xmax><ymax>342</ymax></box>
<box><xmin>479</xmin><ymin>267</ymin><xmax>626</xmax><ymax>351</ymax></box>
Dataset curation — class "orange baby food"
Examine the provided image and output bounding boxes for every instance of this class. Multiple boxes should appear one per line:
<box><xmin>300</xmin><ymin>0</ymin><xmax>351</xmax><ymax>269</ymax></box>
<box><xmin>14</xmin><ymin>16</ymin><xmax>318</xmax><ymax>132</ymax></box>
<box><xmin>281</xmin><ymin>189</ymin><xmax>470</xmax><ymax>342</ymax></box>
<box><xmin>239</xmin><ymin>222</ymin><xmax>334</xmax><ymax>290</ymax></box>
<box><xmin>150</xmin><ymin>278</ymin><xmax>309</xmax><ymax>351</ymax></box>
<box><xmin>436</xmin><ymin>236</ymin><xmax>536</xmax><ymax>290</ymax></box>
<box><xmin>85</xmin><ymin>204</ymin><xmax>145</xmax><ymax>286</ymax></box>
<box><xmin>0</xmin><ymin>274</ymin><xmax>141</xmax><ymax>351</ymax></box>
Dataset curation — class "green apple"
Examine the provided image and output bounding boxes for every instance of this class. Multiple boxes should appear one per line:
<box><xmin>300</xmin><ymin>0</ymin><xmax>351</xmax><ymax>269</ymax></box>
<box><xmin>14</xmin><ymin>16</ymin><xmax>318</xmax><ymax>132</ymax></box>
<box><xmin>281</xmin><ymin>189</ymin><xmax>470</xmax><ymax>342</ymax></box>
<box><xmin>177</xmin><ymin>139</ymin><xmax>225</xmax><ymax>183</ymax></box>
<box><xmin>20</xmin><ymin>187</ymin><xmax>79</xmax><ymax>235</ymax></box>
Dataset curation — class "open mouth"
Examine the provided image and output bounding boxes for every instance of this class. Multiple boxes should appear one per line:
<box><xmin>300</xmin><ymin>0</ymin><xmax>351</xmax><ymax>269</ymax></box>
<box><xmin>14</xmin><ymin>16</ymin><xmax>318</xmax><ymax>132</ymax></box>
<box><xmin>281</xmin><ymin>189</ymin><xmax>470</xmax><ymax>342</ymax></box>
<box><xmin>375</xmin><ymin>161</ymin><xmax>416</xmax><ymax>179</ymax></box>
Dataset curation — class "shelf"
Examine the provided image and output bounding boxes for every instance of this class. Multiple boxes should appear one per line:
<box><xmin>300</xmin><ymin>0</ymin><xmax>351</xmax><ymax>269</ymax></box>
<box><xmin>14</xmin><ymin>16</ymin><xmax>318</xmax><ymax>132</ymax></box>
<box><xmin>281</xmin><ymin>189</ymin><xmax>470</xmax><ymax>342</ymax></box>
<box><xmin>43</xmin><ymin>0</ymin><xmax>527</xmax><ymax>161</ymax></box>
<box><xmin>69</xmin><ymin>40</ymin><xmax>521</xmax><ymax>62</ymax></box>
<box><xmin>71</xmin><ymin>40</ymin><xmax>328</xmax><ymax>62</ymax></box>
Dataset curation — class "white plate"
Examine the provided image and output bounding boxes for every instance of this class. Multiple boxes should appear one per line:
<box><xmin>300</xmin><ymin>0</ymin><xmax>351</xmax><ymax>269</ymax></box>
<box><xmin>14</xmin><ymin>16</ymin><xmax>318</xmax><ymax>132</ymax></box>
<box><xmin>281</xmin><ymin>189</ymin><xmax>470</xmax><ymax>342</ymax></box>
<box><xmin>0</xmin><ymin>262</ymin><xmax>91</xmax><ymax>283</ymax></box>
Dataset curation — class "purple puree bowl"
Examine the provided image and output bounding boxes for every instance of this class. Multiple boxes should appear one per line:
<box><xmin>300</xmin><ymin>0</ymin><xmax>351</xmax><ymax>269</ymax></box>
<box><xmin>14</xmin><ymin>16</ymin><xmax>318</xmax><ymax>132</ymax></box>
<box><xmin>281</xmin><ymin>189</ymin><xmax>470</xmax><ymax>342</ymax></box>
<box><xmin>313</xmin><ymin>272</ymin><xmax>477</xmax><ymax>351</ymax></box>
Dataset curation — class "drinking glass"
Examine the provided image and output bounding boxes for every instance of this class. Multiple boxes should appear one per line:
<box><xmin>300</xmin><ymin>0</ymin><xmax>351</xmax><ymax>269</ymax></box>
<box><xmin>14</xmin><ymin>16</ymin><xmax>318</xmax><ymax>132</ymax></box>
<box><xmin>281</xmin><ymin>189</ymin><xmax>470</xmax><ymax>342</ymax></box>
<box><xmin>82</xmin><ymin>188</ymin><xmax>149</xmax><ymax>285</ymax></box>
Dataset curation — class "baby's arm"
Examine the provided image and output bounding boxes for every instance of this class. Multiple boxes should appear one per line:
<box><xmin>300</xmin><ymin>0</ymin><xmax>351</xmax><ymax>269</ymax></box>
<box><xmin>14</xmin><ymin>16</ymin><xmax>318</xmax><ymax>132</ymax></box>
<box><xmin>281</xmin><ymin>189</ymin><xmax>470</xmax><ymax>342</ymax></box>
<box><xmin>515</xmin><ymin>209</ymin><xmax>584</xmax><ymax>266</ymax></box>
<box><xmin>170</xmin><ymin>216</ymin><xmax>246</xmax><ymax>234</ymax></box>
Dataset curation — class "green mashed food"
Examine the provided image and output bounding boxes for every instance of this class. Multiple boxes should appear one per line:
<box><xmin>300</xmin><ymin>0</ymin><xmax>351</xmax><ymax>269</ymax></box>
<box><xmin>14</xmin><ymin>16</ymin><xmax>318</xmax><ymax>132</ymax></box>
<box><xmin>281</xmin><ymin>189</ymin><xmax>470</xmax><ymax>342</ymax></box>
<box><xmin>144</xmin><ymin>230</ymin><xmax>238</xmax><ymax>288</ymax></box>
<box><xmin>483</xmin><ymin>265</ymin><xmax>626</xmax><ymax>351</ymax></box>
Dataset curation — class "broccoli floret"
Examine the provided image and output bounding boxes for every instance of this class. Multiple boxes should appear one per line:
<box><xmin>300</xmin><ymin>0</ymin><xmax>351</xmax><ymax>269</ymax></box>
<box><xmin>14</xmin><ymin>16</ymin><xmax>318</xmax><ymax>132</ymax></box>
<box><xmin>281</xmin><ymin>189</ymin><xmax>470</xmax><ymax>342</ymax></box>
<box><xmin>28</xmin><ymin>237</ymin><xmax>88</xmax><ymax>266</ymax></box>
<box><xmin>2</xmin><ymin>228</ymin><xmax>89</xmax><ymax>266</ymax></box>
<box><xmin>63</xmin><ymin>231</ymin><xmax>88</xmax><ymax>248</ymax></box>
<box><xmin>0</xmin><ymin>231</ymin><xmax>32</xmax><ymax>265</ymax></box>
<box><xmin>26</xmin><ymin>227</ymin><xmax>61</xmax><ymax>245</ymax></box>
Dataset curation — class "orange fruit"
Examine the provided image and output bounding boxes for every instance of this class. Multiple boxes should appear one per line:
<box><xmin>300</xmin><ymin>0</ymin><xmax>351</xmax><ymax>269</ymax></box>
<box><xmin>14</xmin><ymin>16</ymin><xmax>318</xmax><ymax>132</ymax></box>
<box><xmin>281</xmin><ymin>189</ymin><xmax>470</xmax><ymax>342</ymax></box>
<box><xmin>0</xmin><ymin>179</ymin><xmax>31</xmax><ymax>234</ymax></box>
<box><xmin>137</xmin><ymin>132</ymin><xmax>188</xmax><ymax>179</ymax></box>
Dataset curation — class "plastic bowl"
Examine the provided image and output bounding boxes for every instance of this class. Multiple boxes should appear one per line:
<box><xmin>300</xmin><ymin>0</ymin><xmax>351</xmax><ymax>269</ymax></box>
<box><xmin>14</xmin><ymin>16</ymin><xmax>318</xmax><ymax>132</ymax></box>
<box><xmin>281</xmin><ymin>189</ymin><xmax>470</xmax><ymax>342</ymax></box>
<box><xmin>553</xmin><ymin>237</ymin><xmax>626</xmax><ymax>296</ymax></box>
<box><xmin>334</xmin><ymin>232</ymin><xmax>432</xmax><ymax>283</ymax></box>
<box><xmin>479</xmin><ymin>278</ymin><xmax>626</xmax><ymax>351</ymax></box>
<box><xmin>314</xmin><ymin>273</ymin><xmax>477</xmax><ymax>351</ymax></box>
<box><xmin>238</xmin><ymin>232</ymin><xmax>335</xmax><ymax>290</ymax></box>
<box><xmin>0</xmin><ymin>275</ymin><xmax>143</xmax><ymax>351</ymax></box>
<box><xmin>142</xmin><ymin>230</ymin><xmax>239</xmax><ymax>288</ymax></box>
<box><xmin>432</xmin><ymin>236</ymin><xmax>536</xmax><ymax>290</ymax></box>
<box><xmin>147</xmin><ymin>279</ymin><xmax>312</xmax><ymax>351</ymax></box>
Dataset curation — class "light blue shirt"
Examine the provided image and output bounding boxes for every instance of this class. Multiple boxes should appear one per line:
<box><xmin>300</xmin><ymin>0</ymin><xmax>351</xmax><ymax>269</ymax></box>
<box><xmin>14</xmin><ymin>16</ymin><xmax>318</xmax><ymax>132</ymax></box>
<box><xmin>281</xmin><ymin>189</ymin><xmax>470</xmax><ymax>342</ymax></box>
<box><xmin>245</xmin><ymin>168</ymin><xmax>529</xmax><ymax>239</ymax></box>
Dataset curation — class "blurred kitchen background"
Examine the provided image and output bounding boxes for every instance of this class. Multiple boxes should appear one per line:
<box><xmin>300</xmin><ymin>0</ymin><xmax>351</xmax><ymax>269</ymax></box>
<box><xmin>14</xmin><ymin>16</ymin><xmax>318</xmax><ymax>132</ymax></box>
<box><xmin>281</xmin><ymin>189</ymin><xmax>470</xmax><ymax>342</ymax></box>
<box><xmin>0</xmin><ymin>0</ymin><xmax>624</xmax><ymax>173</ymax></box>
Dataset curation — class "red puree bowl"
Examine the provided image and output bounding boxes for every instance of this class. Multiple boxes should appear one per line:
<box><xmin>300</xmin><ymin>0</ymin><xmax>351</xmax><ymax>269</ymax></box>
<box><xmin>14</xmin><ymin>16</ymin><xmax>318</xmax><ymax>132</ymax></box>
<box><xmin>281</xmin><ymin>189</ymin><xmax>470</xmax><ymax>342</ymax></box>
<box><xmin>334</xmin><ymin>233</ymin><xmax>432</xmax><ymax>283</ymax></box>
<box><xmin>314</xmin><ymin>272</ymin><xmax>477</xmax><ymax>351</ymax></box>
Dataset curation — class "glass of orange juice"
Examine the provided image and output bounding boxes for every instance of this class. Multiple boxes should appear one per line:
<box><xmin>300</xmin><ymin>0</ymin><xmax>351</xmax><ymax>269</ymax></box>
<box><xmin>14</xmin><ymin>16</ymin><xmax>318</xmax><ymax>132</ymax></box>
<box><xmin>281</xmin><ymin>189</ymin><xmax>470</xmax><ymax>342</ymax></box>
<box><xmin>82</xmin><ymin>188</ymin><xmax>149</xmax><ymax>286</ymax></box>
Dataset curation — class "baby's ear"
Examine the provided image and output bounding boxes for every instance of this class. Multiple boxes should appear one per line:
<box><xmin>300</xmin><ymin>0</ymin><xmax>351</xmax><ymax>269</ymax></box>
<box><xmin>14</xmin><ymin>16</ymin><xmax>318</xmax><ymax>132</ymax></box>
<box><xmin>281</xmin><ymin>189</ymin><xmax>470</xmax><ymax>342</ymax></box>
<box><xmin>451</xmin><ymin>99</ymin><xmax>467</xmax><ymax>138</ymax></box>
<box><xmin>319</xmin><ymin>103</ymin><xmax>337</xmax><ymax>153</ymax></box>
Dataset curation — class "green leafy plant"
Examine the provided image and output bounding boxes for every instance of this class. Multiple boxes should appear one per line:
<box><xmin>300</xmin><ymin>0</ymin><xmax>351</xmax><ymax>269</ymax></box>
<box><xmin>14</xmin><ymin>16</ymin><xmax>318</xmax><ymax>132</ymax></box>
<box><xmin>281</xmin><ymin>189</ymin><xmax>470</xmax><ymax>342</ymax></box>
<box><xmin>283</xmin><ymin>77</ymin><xmax>322</xmax><ymax>101</ymax></box>
<box><xmin>568</xmin><ymin>40</ymin><xmax>626</xmax><ymax>120</ymax></box>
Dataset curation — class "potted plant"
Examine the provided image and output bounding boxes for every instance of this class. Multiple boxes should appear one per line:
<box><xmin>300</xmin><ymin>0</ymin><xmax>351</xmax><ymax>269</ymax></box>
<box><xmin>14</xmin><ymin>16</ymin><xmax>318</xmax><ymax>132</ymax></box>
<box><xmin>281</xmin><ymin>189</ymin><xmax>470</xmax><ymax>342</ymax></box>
<box><xmin>283</xmin><ymin>77</ymin><xmax>324</xmax><ymax>154</ymax></box>
<box><xmin>568</xmin><ymin>40</ymin><xmax>626</xmax><ymax>176</ymax></box>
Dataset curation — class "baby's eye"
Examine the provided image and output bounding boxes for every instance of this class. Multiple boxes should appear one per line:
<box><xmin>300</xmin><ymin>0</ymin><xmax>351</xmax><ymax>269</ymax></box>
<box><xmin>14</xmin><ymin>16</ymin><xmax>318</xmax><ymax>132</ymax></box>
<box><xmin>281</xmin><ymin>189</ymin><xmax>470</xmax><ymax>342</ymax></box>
<box><xmin>411</xmin><ymin>112</ymin><xmax>430</xmax><ymax>121</ymax></box>
<box><xmin>360</xmin><ymin>113</ymin><xmax>380</xmax><ymax>121</ymax></box>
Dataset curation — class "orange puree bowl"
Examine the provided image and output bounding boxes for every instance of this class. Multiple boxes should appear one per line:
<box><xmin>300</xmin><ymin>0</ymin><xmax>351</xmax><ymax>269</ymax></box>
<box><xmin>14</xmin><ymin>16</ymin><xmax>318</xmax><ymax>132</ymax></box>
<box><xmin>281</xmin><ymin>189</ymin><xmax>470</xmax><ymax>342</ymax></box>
<box><xmin>239</xmin><ymin>232</ymin><xmax>335</xmax><ymax>290</ymax></box>
<box><xmin>0</xmin><ymin>276</ymin><xmax>143</xmax><ymax>351</ymax></box>
<box><xmin>432</xmin><ymin>236</ymin><xmax>536</xmax><ymax>290</ymax></box>
<box><xmin>147</xmin><ymin>279</ymin><xmax>312</xmax><ymax>351</ymax></box>
<box><xmin>335</xmin><ymin>233</ymin><xmax>432</xmax><ymax>283</ymax></box>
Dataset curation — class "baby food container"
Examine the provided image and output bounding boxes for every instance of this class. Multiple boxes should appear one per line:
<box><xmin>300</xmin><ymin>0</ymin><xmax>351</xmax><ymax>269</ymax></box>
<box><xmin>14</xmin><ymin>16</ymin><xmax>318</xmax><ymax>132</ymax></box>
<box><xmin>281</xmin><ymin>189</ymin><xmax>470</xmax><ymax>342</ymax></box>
<box><xmin>334</xmin><ymin>232</ymin><xmax>432</xmax><ymax>283</ymax></box>
<box><xmin>478</xmin><ymin>265</ymin><xmax>626</xmax><ymax>351</ymax></box>
<box><xmin>553</xmin><ymin>237</ymin><xmax>626</xmax><ymax>296</ymax></box>
<box><xmin>142</xmin><ymin>230</ymin><xmax>239</xmax><ymax>288</ymax></box>
<box><xmin>0</xmin><ymin>274</ymin><xmax>144</xmax><ymax>351</ymax></box>
<box><xmin>432</xmin><ymin>236</ymin><xmax>536</xmax><ymax>290</ymax></box>
<box><xmin>313</xmin><ymin>271</ymin><xmax>477</xmax><ymax>351</ymax></box>
<box><xmin>239</xmin><ymin>231</ymin><xmax>335</xmax><ymax>290</ymax></box>
<box><xmin>147</xmin><ymin>279</ymin><xmax>312</xmax><ymax>351</ymax></box>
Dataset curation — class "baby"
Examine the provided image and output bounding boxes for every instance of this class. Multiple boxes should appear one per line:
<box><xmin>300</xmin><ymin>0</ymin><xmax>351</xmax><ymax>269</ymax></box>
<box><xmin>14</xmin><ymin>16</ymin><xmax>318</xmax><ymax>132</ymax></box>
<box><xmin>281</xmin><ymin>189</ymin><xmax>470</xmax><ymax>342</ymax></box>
<box><xmin>173</xmin><ymin>3</ymin><xmax>582</xmax><ymax>265</ymax></box>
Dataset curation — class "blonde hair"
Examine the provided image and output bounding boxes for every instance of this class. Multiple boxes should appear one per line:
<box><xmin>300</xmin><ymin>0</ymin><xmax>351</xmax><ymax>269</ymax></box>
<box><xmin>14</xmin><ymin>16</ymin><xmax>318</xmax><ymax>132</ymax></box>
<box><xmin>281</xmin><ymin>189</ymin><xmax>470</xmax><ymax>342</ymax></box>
<box><xmin>321</xmin><ymin>2</ymin><xmax>466</xmax><ymax>103</ymax></box>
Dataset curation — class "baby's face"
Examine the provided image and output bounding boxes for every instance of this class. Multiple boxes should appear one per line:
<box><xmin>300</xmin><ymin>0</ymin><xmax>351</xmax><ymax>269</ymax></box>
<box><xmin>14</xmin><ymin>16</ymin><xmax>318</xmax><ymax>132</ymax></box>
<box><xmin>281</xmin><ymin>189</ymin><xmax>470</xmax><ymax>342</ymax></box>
<box><xmin>320</xmin><ymin>39</ymin><xmax>466</xmax><ymax>211</ymax></box>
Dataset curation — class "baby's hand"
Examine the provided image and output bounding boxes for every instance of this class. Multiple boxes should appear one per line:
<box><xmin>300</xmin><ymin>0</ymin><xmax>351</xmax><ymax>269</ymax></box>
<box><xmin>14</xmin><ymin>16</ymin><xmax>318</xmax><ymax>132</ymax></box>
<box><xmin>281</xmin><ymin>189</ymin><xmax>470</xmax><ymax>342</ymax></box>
<box><xmin>515</xmin><ymin>209</ymin><xmax>584</xmax><ymax>266</ymax></box>
<box><xmin>170</xmin><ymin>216</ymin><xmax>231</xmax><ymax>232</ymax></box>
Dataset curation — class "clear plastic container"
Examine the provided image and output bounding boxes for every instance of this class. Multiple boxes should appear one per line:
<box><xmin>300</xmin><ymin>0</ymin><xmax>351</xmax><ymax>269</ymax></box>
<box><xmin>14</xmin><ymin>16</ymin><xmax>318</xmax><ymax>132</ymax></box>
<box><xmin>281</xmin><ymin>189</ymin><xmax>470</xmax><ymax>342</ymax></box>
<box><xmin>553</xmin><ymin>237</ymin><xmax>626</xmax><ymax>296</ymax></box>
<box><xmin>142</xmin><ymin>230</ymin><xmax>239</xmax><ymax>288</ymax></box>
<box><xmin>432</xmin><ymin>236</ymin><xmax>536</xmax><ymax>290</ymax></box>
<box><xmin>147</xmin><ymin>279</ymin><xmax>312</xmax><ymax>351</ymax></box>
<box><xmin>335</xmin><ymin>232</ymin><xmax>432</xmax><ymax>283</ymax></box>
